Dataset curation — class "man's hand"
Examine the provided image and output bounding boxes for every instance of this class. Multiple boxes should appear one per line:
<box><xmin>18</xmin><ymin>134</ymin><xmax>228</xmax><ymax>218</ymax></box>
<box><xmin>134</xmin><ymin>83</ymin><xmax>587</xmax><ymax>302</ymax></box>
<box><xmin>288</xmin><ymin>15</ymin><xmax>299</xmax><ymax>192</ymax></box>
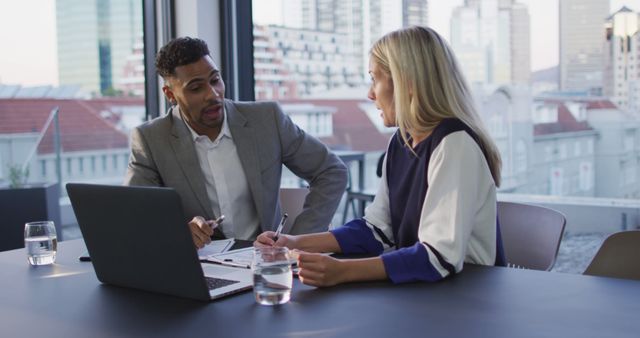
<box><xmin>188</xmin><ymin>216</ymin><xmax>215</xmax><ymax>249</ymax></box>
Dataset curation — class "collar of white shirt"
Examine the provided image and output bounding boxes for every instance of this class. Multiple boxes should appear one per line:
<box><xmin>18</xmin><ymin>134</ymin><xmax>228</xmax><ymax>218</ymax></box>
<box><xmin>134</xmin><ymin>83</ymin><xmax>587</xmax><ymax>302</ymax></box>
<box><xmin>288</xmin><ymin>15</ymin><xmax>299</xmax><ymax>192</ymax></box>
<box><xmin>180</xmin><ymin>107</ymin><xmax>232</xmax><ymax>143</ymax></box>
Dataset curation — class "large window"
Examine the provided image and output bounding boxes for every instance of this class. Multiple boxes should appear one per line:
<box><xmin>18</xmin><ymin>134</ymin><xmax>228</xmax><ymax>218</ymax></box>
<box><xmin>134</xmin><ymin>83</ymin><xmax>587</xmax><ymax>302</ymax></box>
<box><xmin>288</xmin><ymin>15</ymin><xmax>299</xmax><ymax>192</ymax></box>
<box><xmin>0</xmin><ymin>0</ymin><xmax>148</xmax><ymax>243</ymax></box>
<box><xmin>0</xmin><ymin>0</ymin><xmax>146</xmax><ymax>191</ymax></box>
<box><xmin>251</xmin><ymin>0</ymin><xmax>640</xmax><ymax>273</ymax></box>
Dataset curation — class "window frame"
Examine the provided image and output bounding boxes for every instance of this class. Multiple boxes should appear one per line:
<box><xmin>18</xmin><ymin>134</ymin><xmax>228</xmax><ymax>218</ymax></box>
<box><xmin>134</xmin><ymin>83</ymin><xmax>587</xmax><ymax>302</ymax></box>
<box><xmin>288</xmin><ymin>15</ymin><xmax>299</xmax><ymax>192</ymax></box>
<box><xmin>220</xmin><ymin>0</ymin><xmax>255</xmax><ymax>101</ymax></box>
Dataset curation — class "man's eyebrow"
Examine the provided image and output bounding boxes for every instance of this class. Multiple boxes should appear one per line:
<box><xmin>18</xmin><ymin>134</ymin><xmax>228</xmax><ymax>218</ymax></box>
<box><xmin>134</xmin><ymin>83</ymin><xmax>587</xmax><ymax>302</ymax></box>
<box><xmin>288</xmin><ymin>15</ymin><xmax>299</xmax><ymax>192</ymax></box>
<box><xmin>184</xmin><ymin>70</ymin><xmax>220</xmax><ymax>87</ymax></box>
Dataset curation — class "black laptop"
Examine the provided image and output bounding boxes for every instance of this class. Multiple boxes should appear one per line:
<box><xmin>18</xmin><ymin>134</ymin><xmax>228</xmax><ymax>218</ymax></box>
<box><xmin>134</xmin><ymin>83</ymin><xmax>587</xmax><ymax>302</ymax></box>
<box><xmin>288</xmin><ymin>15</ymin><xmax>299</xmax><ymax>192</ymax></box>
<box><xmin>66</xmin><ymin>183</ymin><xmax>252</xmax><ymax>301</ymax></box>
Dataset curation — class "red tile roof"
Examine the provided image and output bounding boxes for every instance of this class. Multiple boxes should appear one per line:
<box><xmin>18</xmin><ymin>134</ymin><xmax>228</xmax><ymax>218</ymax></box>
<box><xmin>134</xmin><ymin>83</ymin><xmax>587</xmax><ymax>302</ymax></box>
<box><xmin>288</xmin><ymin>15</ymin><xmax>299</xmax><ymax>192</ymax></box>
<box><xmin>534</xmin><ymin>102</ymin><xmax>594</xmax><ymax>136</ymax></box>
<box><xmin>281</xmin><ymin>98</ymin><xmax>393</xmax><ymax>152</ymax></box>
<box><xmin>0</xmin><ymin>98</ymin><xmax>140</xmax><ymax>154</ymax></box>
<box><xmin>584</xmin><ymin>100</ymin><xmax>617</xmax><ymax>109</ymax></box>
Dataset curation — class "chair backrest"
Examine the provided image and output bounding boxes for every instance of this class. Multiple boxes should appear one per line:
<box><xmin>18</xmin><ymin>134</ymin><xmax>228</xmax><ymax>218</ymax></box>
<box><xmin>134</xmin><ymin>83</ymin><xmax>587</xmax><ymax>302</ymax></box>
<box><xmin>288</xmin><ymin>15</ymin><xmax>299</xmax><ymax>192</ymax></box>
<box><xmin>497</xmin><ymin>201</ymin><xmax>566</xmax><ymax>271</ymax></box>
<box><xmin>279</xmin><ymin>188</ymin><xmax>308</xmax><ymax>231</ymax></box>
<box><xmin>583</xmin><ymin>230</ymin><xmax>640</xmax><ymax>281</ymax></box>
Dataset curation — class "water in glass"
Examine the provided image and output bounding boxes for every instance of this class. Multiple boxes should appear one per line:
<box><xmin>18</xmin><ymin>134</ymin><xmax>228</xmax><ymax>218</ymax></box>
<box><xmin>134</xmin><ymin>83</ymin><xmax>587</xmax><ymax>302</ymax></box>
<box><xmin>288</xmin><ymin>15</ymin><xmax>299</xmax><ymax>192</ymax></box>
<box><xmin>253</xmin><ymin>247</ymin><xmax>293</xmax><ymax>305</ymax></box>
<box><xmin>253</xmin><ymin>263</ymin><xmax>292</xmax><ymax>305</ymax></box>
<box><xmin>24</xmin><ymin>221</ymin><xmax>57</xmax><ymax>266</ymax></box>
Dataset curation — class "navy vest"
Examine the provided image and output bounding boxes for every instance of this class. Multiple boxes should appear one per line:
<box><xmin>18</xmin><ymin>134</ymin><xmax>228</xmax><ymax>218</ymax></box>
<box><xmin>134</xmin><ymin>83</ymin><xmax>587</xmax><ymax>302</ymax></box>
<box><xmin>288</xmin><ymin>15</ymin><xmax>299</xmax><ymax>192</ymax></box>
<box><xmin>386</xmin><ymin>118</ymin><xmax>485</xmax><ymax>248</ymax></box>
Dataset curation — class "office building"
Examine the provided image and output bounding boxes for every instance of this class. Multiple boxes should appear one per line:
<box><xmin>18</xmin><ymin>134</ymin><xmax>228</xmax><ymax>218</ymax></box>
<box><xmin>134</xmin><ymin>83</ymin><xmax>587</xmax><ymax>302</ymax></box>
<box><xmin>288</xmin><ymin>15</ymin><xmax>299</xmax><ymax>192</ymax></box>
<box><xmin>529</xmin><ymin>100</ymin><xmax>597</xmax><ymax>197</ymax></box>
<box><xmin>450</xmin><ymin>0</ymin><xmax>530</xmax><ymax>86</ymax></box>
<box><xmin>403</xmin><ymin>0</ymin><xmax>429</xmax><ymax>27</ymax></box>
<box><xmin>603</xmin><ymin>7</ymin><xmax>640</xmax><ymax>112</ymax></box>
<box><xmin>475</xmin><ymin>85</ymin><xmax>532</xmax><ymax>191</ymax></box>
<box><xmin>510</xmin><ymin>1</ymin><xmax>530</xmax><ymax>84</ymax></box>
<box><xmin>280</xmin><ymin>0</ymin><xmax>428</xmax><ymax>83</ymax></box>
<box><xmin>585</xmin><ymin>100</ymin><xmax>640</xmax><ymax>198</ymax></box>
<box><xmin>559</xmin><ymin>0</ymin><xmax>609</xmax><ymax>94</ymax></box>
<box><xmin>56</xmin><ymin>0</ymin><xmax>143</xmax><ymax>97</ymax></box>
<box><xmin>253</xmin><ymin>25</ymin><xmax>361</xmax><ymax>99</ymax></box>
<box><xmin>253</xmin><ymin>25</ymin><xmax>297</xmax><ymax>100</ymax></box>
<box><xmin>528</xmin><ymin>97</ymin><xmax>640</xmax><ymax>198</ymax></box>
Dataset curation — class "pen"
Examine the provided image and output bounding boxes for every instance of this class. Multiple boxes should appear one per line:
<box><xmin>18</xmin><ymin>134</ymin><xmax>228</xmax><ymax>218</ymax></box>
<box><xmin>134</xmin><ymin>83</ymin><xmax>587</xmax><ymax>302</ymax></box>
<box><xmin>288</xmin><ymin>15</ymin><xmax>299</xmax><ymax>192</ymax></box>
<box><xmin>206</xmin><ymin>257</ymin><xmax>250</xmax><ymax>269</ymax></box>
<box><xmin>273</xmin><ymin>213</ymin><xmax>288</xmax><ymax>241</ymax></box>
<box><xmin>213</xmin><ymin>215</ymin><xmax>225</xmax><ymax>229</ymax></box>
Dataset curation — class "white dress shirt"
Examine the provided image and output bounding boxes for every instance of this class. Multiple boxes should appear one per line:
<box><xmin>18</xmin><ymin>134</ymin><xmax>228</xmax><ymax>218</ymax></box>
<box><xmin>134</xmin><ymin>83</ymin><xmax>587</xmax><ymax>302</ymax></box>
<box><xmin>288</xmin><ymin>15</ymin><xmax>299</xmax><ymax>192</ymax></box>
<box><xmin>182</xmin><ymin>109</ymin><xmax>260</xmax><ymax>240</ymax></box>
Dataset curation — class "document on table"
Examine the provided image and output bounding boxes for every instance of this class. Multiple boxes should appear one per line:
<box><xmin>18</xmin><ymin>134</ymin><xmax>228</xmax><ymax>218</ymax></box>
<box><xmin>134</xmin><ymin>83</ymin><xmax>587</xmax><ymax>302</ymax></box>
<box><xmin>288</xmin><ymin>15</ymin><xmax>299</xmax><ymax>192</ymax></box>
<box><xmin>203</xmin><ymin>247</ymin><xmax>254</xmax><ymax>269</ymax></box>
<box><xmin>197</xmin><ymin>238</ymin><xmax>235</xmax><ymax>259</ymax></box>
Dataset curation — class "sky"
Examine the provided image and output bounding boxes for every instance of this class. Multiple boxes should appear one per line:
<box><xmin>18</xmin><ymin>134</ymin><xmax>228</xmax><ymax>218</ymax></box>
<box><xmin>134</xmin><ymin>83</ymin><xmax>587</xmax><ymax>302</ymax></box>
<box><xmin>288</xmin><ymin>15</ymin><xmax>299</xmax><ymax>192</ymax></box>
<box><xmin>1</xmin><ymin>0</ymin><xmax>639</xmax><ymax>86</ymax></box>
<box><xmin>0</xmin><ymin>0</ymin><xmax>57</xmax><ymax>86</ymax></box>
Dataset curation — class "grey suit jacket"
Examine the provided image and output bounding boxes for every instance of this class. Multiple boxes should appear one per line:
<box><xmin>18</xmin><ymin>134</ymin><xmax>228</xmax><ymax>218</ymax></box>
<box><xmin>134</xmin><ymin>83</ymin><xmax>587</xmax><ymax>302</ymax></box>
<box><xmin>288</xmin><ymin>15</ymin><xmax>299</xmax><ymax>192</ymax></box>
<box><xmin>124</xmin><ymin>99</ymin><xmax>348</xmax><ymax>238</ymax></box>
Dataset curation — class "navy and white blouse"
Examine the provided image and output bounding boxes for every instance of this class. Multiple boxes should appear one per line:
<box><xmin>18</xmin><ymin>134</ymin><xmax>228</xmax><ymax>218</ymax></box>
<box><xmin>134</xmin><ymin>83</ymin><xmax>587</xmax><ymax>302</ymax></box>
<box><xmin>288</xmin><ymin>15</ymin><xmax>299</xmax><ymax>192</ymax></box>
<box><xmin>331</xmin><ymin>118</ymin><xmax>505</xmax><ymax>283</ymax></box>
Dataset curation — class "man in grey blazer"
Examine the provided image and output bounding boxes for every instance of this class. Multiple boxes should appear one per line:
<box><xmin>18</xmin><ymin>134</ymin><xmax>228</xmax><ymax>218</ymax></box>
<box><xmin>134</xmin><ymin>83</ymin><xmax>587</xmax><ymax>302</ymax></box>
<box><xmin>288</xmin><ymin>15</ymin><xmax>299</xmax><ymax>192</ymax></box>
<box><xmin>124</xmin><ymin>37</ymin><xmax>347</xmax><ymax>248</ymax></box>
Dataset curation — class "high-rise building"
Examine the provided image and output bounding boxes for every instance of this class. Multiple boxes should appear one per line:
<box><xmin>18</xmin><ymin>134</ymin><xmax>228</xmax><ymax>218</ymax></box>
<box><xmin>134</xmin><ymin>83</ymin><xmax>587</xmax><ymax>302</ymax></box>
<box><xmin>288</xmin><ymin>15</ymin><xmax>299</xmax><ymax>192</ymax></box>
<box><xmin>369</xmin><ymin>0</ymin><xmax>403</xmax><ymax>48</ymax></box>
<box><xmin>559</xmin><ymin>0</ymin><xmax>609</xmax><ymax>94</ymax></box>
<box><xmin>450</xmin><ymin>0</ymin><xmax>530</xmax><ymax>86</ymax></box>
<box><xmin>510</xmin><ymin>1</ymin><xmax>530</xmax><ymax>84</ymax></box>
<box><xmin>403</xmin><ymin>0</ymin><xmax>429</xmax><ymax>27</ymax></box>
<box><xmin>603</xmin><ymin>7</ymin><xmax>640</xmax><ymax>112</ymax></box>
<box><xmin>253</xmin><ymin>25</ymin><xmax>361</xmax><ymax>99</ymax></box>
<box><xmin>280</xmin><ymin>0</ymin><xmax>428</xmax><ymax>83</ymax></box>
<box><xmin>56</xmin><ymin>0</ymin><xmax>142</xmax><ymax>97</ymax></box>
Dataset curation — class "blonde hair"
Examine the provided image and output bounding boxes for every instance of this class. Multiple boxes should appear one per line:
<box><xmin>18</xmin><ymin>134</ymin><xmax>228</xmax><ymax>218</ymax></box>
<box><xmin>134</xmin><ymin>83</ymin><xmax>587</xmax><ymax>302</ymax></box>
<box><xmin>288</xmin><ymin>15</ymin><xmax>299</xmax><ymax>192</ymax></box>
<box><xmin>370</xmin><ymin>26</ymin><xmax>502</xmax><ymax>186</ymax></box>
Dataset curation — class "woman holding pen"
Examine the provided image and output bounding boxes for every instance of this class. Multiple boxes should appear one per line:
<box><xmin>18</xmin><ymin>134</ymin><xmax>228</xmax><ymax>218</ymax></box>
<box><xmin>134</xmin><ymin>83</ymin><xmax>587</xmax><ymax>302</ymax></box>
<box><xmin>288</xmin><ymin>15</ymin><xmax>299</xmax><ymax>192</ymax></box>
<box><xmin>255</xmin><ymin>26</ymin><xmax>505</xmax><ymax>286</ymax></box>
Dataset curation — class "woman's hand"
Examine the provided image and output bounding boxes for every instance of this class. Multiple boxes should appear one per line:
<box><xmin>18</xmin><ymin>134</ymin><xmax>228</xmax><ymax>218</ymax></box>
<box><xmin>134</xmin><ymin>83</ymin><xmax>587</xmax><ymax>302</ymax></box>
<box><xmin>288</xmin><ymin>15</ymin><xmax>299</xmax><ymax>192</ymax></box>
<box><xmin>254</xmin><ymin>231</ymin><xmax>297</xmax><ymax>249</ymax></box>
<box><xmin>297</xmin><ymin>252</ymin><xmax>346</xmax><ymax>287</ymax></box>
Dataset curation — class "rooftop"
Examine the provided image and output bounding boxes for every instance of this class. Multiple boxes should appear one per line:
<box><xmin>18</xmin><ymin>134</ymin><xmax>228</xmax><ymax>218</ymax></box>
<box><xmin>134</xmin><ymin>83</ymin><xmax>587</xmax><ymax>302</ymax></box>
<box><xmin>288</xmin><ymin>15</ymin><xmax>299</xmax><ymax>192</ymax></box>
<box><xmin>534</xmin><ymin>102</ymin><xmax>593</xmax><ymax>136</ymax></box>
<box><xmin>282</xmin><ymin>98</ymin><xmax>393</xmax><ymax>152</ymax></box>
<box><xmin>0</xmin><ymin>98</ymin><xmax>140</xmax><ymax>154</ymax></box>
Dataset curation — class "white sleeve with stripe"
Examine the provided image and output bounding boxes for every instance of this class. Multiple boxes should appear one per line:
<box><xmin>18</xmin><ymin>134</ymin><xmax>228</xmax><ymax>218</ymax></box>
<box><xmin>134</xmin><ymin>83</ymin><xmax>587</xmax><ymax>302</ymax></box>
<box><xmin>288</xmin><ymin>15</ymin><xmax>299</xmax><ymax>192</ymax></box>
<box><xmin>417</xmin><ymin>131</ymin><xmax>497</xmax><ymax>276</ymax></box>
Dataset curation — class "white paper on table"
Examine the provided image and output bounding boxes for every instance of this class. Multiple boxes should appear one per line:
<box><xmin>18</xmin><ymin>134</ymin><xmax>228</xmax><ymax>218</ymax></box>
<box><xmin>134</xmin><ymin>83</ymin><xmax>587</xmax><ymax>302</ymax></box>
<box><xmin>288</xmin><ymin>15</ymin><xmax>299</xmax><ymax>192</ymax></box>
<box><xmin>197</xmin><ymin>238</ymin><xmax>235</xmax><ymax>259</ymax></box>
<box><xmin>204</xmin><ymin>247</ymin><xmax>254</xmax><ymax>269</ymax></box>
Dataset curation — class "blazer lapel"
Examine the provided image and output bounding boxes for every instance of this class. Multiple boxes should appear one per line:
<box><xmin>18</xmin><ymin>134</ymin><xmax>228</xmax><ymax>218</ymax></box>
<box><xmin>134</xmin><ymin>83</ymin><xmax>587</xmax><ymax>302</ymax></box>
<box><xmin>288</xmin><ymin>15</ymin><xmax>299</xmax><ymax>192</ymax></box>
<box><xmin>168</xmin><ymin>107</ymin><xmax>214</xmax><ymax>219</ymax></box>
<box><xmin>225</xmin><ymin>100</ymin><xmax>265</xmax><ymax>227</ymax></box>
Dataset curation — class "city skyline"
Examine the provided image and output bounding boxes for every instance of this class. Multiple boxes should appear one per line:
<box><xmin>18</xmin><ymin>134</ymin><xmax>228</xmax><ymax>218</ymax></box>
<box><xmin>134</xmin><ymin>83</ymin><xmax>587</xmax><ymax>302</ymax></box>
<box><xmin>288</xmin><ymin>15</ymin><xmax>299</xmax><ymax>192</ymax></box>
<box><xmin>254</xmin><ymin>0</ymin><xmax>640</xmax><ymax>72</ymax></box>
<box><xmin>2</xmin><ymin>0</ymin><xmax>640</xmax><ymax>86</ymax></box>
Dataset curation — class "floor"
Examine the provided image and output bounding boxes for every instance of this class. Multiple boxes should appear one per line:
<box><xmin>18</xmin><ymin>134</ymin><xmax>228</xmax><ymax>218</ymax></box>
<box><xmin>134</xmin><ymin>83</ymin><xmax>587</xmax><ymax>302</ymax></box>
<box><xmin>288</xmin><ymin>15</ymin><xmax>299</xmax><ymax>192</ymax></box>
<box><xmin>551</xmin><ymin>232</ymin><xmax>607</xmax><ymax>274</ymax></box>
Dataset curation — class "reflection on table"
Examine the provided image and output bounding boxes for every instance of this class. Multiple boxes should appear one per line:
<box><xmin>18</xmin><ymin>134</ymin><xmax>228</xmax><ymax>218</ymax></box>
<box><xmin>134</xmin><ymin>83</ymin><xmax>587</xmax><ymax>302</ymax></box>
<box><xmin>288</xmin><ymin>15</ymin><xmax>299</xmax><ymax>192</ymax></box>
<box><xmin>1</xmin><ymin>239</ymin><xmax>639</xmax><ymax>338</ymax></box>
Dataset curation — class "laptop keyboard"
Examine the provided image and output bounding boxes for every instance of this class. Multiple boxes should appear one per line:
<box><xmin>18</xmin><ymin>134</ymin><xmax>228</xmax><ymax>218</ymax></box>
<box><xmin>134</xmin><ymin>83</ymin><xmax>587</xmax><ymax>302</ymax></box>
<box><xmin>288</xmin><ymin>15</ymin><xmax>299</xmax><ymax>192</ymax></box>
<box><xmin>205</xmin><ymin>276</ymin><xmax>240</xmax><ymax>290</ymax></box>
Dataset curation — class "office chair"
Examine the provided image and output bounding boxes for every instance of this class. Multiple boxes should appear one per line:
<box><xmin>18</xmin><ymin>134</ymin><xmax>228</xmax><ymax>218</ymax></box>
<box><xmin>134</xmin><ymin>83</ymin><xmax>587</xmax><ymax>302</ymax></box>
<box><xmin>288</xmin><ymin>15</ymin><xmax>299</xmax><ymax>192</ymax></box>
<box><xmin>497</xmin><ymin>201</ymin><xmax>566</xmax><ymax>271</ymax></box>
<box><xmin>583</xmin><ymin>230</ymin><xmax>640</xmax><ymax>281</ymax></box>
<box><xmin>279</xmin><ymin>187</ymin><xmax>308</xmax><ymax>232</ymax></box>
<box><xmin>340</xmin><ymin>153</ymin><xmax>383</xmax><ymax>224</ymax></box>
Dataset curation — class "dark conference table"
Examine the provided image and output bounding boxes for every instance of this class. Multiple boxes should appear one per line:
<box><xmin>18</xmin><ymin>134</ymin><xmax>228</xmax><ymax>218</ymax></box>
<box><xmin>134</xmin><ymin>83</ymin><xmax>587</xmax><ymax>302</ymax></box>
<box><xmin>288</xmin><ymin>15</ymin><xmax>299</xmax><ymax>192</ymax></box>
<box><xmin>1</xmin><ymin>240</ymin><xmax>639</xmax><ymax>338</ymax></box>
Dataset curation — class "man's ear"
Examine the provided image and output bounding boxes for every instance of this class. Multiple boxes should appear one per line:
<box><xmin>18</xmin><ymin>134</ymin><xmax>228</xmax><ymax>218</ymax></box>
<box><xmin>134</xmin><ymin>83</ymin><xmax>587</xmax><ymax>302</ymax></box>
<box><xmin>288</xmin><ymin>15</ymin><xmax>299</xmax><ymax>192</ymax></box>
<box><xmin>162</xmin><ymin>85</ymin><xmax>177</xmax><ymax>105</ymax></box>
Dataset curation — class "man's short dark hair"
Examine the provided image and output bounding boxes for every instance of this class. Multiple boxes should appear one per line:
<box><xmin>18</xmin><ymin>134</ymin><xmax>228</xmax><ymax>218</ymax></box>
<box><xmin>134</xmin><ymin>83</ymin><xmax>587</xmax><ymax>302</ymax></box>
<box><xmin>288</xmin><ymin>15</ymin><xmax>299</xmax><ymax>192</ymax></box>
<box><xmin>155</xmin><ymin>37</ymin><xmax>210</xmax><ymax>78</ymax></box>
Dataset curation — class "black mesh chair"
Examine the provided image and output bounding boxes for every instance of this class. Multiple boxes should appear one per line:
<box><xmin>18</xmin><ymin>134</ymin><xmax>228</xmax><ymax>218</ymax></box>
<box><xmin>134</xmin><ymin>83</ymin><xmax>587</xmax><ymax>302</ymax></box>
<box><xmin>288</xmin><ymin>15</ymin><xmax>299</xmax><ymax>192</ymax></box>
<box><xmin>583</xmin><ymin>230</ymin><xmax>640</xmax><ymax>281</ymax></box>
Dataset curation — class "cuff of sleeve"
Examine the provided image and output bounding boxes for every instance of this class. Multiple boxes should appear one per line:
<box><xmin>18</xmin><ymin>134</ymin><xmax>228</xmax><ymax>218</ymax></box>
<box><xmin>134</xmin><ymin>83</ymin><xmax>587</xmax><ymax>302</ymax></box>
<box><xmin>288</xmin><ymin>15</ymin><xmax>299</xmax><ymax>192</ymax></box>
<box><xmin>381</xmin><ymin>243</ymin><xmax>446</xmax><ymax>284</ymax></box>
<box><xmin>331</xmin><ymin>218</ymin><xmax>383</xmax><ymax>255</ymax></box>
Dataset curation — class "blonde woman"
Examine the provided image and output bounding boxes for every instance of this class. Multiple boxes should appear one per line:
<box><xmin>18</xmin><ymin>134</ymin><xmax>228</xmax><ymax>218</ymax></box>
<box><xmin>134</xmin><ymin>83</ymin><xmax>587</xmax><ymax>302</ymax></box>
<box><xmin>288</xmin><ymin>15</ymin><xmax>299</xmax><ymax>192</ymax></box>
<box><xmin>255</xmin><ymin>26</ymin><xmax>505</xmax><ymax>287</ymax></box>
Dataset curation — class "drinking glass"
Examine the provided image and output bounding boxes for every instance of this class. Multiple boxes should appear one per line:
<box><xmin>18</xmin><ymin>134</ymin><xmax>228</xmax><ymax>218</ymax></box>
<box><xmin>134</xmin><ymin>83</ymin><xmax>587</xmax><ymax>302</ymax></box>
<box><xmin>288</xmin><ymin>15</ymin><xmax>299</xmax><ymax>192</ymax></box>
<box><xmin>252</xmin><ymin>246</ymin><xmax>293</xmax><ymax>305</ymax></box>
<box><xmin>24</xmin><ymin>221</ymin><xmax>57</xmax><ymax>266</ymax></box>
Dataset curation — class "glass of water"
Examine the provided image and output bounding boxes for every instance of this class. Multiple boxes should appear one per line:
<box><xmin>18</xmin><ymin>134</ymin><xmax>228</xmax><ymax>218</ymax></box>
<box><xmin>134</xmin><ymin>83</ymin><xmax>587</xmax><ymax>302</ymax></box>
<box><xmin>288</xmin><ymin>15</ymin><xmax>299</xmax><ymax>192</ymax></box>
<box><xmin>252</xmin><ymin>246</ymin><xmax>293</xmax><ymax>305</ymax></box>
<box><xmin>24</xmin><ymin>221</ymin><xmax>57</xmax><ymax>266</ymax></box>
